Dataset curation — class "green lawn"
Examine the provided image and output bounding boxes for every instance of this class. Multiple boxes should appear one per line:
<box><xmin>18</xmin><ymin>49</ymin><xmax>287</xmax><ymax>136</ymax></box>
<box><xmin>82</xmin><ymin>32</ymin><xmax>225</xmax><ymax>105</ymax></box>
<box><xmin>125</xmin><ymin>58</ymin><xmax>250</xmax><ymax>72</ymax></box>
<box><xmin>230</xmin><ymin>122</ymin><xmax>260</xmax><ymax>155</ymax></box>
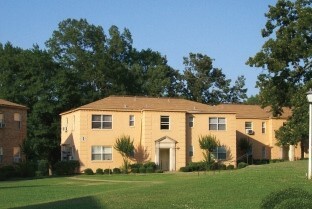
<box><xmin>1</xmin><ymin>160</ymin><xmax>312</xmax><ymax>209</ymax></box>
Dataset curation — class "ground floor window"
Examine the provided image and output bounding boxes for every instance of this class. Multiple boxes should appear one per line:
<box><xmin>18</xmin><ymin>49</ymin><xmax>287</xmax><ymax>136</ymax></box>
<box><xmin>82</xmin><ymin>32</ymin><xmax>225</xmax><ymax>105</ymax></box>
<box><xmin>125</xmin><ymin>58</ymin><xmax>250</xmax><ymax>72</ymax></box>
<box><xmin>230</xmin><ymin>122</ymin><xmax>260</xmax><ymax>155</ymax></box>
<box><xmin>0</xmin><ymin>147</ymin><xmax>3</xmax><ymax>163</ymax></box>
<box><xmin>13</xmin><ymin>147</ymin><xmax>21</xmax><ymax>163</ymax></box>
<box><xmin>91</xmin><ymin>146</ymin><xmax>112</xmax><ymax>161</ymax></box>
<box><xmin>211</xmin><ymin>146</ymin><xmax>226</xmax><ymax>160</ymax></box>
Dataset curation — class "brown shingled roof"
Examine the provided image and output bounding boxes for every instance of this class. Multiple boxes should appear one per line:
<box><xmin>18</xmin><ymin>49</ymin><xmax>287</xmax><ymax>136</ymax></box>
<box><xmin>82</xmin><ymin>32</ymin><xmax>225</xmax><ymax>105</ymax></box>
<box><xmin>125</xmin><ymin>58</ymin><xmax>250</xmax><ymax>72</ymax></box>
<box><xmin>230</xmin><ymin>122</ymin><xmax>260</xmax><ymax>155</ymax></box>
<box><xmin>213</xmin><ymin>104</ymin><xmax>291</xmax><ymax>119</ymax></box>
<box><xmin>60</xmin><ymin>96</ymin><xmax>292</xmax><ymax>119</ymax></box>
<box><xmin>0</xmin><ymin>99</ymin><xmax>28</xmax><ymax>109</ymax></box>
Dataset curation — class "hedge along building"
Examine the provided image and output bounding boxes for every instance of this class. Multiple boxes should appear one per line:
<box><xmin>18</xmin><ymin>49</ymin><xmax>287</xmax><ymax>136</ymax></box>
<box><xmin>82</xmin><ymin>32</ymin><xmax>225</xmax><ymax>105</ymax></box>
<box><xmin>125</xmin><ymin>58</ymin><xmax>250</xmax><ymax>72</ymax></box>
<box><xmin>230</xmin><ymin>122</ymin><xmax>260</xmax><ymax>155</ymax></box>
<box><xmin>60</xmin><ymin>96</ymin><xmax>298</xmax><ymax>172</ymax></box>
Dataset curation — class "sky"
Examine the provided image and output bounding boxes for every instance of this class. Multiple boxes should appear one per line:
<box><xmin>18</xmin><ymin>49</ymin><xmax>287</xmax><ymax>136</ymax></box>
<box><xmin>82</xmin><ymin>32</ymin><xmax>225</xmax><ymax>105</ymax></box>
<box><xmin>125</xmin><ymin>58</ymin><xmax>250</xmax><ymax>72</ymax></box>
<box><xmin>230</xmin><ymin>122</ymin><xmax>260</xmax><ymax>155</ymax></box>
<box><xmin>0</xmin><ymin>0</ymin><xmax>277</xmax><ymax>96</ymax></box>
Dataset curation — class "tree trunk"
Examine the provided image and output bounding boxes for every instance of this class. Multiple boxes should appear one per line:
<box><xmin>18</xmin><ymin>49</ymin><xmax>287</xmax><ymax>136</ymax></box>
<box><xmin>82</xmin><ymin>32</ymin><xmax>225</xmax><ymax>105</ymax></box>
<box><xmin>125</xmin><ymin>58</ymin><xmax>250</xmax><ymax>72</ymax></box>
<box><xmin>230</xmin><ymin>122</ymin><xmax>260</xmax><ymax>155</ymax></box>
<box><xmin>289</xmin><ymin>145</ymin><xmax>295</xmax><ymax>161</ymax></box>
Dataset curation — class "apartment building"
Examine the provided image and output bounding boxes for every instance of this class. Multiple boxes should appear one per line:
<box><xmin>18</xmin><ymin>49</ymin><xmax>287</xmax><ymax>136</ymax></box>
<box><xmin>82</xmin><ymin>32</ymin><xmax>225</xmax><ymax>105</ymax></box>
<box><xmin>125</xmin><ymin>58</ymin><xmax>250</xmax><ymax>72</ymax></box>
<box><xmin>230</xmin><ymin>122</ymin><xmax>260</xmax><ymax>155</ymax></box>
<box><xmin>0</xmin><ymin>99</ymin><xmax>27</xmax><ymax>166</ymax></box>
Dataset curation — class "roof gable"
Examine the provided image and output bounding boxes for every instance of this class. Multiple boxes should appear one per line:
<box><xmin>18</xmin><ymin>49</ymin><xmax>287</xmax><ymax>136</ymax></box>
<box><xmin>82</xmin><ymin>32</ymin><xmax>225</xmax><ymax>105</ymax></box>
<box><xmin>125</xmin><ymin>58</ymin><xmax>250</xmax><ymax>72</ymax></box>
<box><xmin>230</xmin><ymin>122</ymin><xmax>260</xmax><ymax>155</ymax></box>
<box><xmin>0</xmin><ymin>99</ymin><xmax>28</xmax><ymax>109</ymax></box>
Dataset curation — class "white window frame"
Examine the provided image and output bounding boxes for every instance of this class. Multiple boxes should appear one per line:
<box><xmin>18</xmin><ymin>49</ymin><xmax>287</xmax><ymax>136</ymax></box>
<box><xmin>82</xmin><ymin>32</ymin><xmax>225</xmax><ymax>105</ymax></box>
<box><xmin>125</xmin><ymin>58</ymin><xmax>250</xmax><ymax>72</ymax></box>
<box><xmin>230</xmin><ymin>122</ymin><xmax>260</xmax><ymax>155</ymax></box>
<box><xmin>211</xmin><ymin>146</ymin><xmax>227</xmax><ymax>160</ymax></box>
<box><xmin>189</xmin><ymin>116</ymin><xmax>194</xmax><ymax>128</ymax></box>
<box><xmin>160</xmin><ymin>116</ymin><xmax>170</xmax><ymax>130</ymax></box>
<box><xmin>91</xmin><ymin>146</ymin><xmax>112</xmax><ymax>161</ymax></box>
<box><xmin>129</xmin><ymin>115</ymin><xmax>135</xmax><ymax>127</ymax></box>
<box><xmin>209</xmin><ymin>117</ymin><xmax>226</xmax><ymax>131</ymax></box>
<box><xmin>92</xmin><ymin>115</ymin><xmax>112</xmax><ymax>129</ymax></box>
<box><xmin>262</xmin><ymin>122</ymin><xmax>266</xmax><ymax>134</ymax></box>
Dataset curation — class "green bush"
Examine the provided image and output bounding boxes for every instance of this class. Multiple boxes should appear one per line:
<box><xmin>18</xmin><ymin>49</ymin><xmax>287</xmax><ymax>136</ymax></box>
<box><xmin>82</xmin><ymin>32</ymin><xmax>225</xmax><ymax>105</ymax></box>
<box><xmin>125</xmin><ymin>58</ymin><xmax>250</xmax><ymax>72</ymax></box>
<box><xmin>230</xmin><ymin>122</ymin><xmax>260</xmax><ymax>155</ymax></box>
<box><xmin>155</xmin><ymin>169</ymin><xmax>164</xmax><ymax>173</ymax></box>
<box><xmin>104</xmin><ymin>169</ymin><xmax>112</xmax><ymax>174</ymax></box>
<box><xmin>180</xmin><ymin>166</ymin><xmax>192</xmax><ymax>172</ymax></box>
<box><xmin>139</xmin><ymin>166</ymin><xmax>146</xmax><ymax>173</ymax></box>
<box><xmin>144</xmin><ymin>162</ymin><xmax>157</xmax><ymax>170</ymax></box>
<box><xmin>84</xmin><ymin>168</ymin><xmax>94</xmax><ymax>175</ymax></box>
<box><xmin>54</xmin><ymin>160</ymin><xmax>80</xmax><ymax>175</ymax></box>
<box><xmin>130</xmin><ymin>163</ymin><xmax>143</xmax><ymax>173</ymax></box>
<box><xmin>131</xmin><ymin>167</ymin><xmax>139</xmax><ymax>173</ymax></box>
<box><xmin>219</xmin><ymin>164</ymin><xmax>227</xmax><ymax>170</ymax></box>
<box><xmin>227</xmin><ymin>165</ymin><xmax>235</xmax><ymax>170</ymax></box>
<box><xmin>113</xmin><ymin>168</ymin><xmax>121</xmax><ymax>174</ymax></box>
<box><xmin>238</xmin><ymin>162</ymin><xmax>248</xmax><ymax>169</ymax></box>
<box><xmin>37</xmin><ymin>160</ymin><xmax>49</xmax><ymax>176</ymax></box>
<box><xmin>96</xmin><ymin>168</ymin><xmax>104</xmax><ymax>174</ymax></box>
<box><xmin>0</xmin><ymin>165</ymin><xmax>18</xmax><ymax>180</ymax></box>
<box><xmin>260</xmin><ymin>187</ymin><xmax>312</xmax><ymax>209</ymax></box>
<box><xmin>17</xmin><ymin>161</ymin><xmax>36</xmax><ymax>177</ymax></box>
<box><xmin>188</xmin><ymin>162</ymin><xmax>207</xmax><ymax>171</ymax></box>
<box><xmin>146</xmin><ymin>166</ymin><xmax>155</xmax><ymax>173</ymax></box>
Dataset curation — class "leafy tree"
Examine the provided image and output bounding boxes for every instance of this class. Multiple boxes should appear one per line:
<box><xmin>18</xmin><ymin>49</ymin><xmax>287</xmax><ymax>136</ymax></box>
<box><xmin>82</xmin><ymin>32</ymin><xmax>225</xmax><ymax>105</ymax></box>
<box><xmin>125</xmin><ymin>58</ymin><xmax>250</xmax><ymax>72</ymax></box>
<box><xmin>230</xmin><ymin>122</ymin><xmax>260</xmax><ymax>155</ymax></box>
<box><xmin>182</xmin><ymin>53</ymin><xmax>247</xmax><ymax>104</ymax></box>
<box><xmin>244</xmin><ymin>94</ymin><xmax>261</xmax><ymax>105</ymax></box>
<box><xmin>114</xmin><ymin>135</ymin><xmax>134</xmax><ymax>173</ymax></box>
<box><xmin>246</xmin><ymin>0</ymin><xmax>312</xmax><ymax>115</ymax></box>
<box><xmin>199</xmin><ymin>135</ymin><xmax>220</xmax><ymax>164</ymax></box>
<box><xmin>247</xmin><ymin>0</ymin><xmax>312</xmax><ymax>155</ymax></box>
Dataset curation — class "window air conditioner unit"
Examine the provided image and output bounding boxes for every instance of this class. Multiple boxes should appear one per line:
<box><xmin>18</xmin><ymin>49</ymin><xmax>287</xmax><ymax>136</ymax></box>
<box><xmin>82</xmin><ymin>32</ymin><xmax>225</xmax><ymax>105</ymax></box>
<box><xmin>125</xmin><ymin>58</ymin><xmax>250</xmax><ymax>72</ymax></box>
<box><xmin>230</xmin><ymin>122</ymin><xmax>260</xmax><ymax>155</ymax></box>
<box><xmin>247</xmin><ymin>129</ymin><xmax>254</xmax><ymax>135</ymax></box>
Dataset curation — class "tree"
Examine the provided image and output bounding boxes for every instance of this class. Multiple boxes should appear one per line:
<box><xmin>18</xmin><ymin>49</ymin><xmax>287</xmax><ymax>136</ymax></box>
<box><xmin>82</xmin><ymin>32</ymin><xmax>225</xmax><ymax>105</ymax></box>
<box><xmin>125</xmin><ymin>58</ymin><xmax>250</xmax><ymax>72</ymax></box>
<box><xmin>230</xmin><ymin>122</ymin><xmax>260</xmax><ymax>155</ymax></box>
<box><xmin>199</xmin><ymin>135</ymin><xmax>220</xmax><ymax>164</ymax></box>
<box><xmin>244</xmin><ymin>94</ymin><xmax>261</xmax><ymax>105</ymax></box>
<box><xmin>182</xmin><ymin>53</ymin><xmax>247</xmax><ymax>104</ymax></box>
<box><xmin>246</xmin><ymin>0</ymin><xmax>312</xmax><ymax>115</ymax></box>
<box><xmin>246</xmin><ymin>0</ymin><xmax>312</xmax><ymax>156</ymax></box>
<box><xmin>114</xmin><ymin>135</ymin><xmax>134</xmax><ymax>173</ymax></box>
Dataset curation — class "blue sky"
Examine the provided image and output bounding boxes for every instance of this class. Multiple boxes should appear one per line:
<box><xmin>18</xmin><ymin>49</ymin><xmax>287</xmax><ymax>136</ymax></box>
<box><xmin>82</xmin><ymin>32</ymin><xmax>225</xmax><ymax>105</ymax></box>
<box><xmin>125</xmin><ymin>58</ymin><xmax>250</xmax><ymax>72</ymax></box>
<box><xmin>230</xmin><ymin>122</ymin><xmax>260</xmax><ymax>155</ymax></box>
<box><xmin>0</xmin><ymin>0</ymin><xmax>276</xmax><ymax>96</ymax></box>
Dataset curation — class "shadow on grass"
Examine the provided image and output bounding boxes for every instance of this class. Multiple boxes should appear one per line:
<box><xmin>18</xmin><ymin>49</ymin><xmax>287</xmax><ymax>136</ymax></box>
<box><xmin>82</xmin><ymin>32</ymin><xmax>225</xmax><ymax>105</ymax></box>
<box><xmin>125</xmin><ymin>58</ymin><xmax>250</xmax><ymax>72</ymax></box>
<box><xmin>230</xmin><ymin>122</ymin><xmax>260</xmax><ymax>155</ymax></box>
<box><xmin>10</xmin><ymin>196</ymin><xmax>105</xmax><ymax>209</ymax></box>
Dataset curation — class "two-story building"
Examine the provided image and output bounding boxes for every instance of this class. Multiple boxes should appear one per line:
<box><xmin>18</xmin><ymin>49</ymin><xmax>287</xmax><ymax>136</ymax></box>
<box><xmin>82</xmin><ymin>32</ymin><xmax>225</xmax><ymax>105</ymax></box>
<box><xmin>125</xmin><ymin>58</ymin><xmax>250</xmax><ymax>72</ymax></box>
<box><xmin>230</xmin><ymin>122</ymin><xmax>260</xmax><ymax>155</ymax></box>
<box><xmin>0</xmin><ymin>99</ymin><xmax>27</xmax><ymax>166</ymax></box>
<box><xmin>60</xmin><ymin>96</ymin><xmax>299</xmax><ymax>172</ymax></box>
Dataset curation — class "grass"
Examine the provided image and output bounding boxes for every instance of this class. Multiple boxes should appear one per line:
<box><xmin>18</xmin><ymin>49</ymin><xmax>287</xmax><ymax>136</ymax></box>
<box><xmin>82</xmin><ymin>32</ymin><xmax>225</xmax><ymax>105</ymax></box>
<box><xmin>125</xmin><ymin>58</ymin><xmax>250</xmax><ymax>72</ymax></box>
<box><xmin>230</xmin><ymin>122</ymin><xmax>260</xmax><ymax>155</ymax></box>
<box><xmin>1</xmin><ymin>160</ymin><xmax>312</xmax><ymax>209</ymax></box>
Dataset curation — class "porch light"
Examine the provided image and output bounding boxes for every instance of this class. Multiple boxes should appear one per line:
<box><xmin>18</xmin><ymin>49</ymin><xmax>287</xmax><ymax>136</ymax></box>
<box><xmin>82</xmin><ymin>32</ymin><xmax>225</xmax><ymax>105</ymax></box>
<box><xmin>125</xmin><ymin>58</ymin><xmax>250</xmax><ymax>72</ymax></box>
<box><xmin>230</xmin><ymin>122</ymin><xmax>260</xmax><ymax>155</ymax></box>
<box><xmin>306</xmin><ymin>89</ymin><xmax>312</xmax><ymax>179</ymax></box>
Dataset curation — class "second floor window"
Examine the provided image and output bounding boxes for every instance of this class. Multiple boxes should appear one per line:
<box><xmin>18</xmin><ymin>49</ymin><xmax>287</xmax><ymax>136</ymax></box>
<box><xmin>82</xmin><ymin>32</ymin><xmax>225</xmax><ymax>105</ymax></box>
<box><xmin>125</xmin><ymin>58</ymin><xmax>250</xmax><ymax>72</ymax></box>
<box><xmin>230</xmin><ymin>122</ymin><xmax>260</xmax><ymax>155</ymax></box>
<box><xmin>160</xmin><ymin>116</ymin><xmax>170</xmax><ymax>130</ymax></box>
<box><xmin>189</xmin><ymin>116</ymin><xmax>194</xmax><ymax>128</ymax></box>
<box><xmin>262</xmin><ymin>122</ymin><xmax>266</xmax><ymax>134</ymax></box>
<box><xmin>209</xmin><ymin>117</ymin><xmax>226</xmax><ymax>130</ymax></box>
<box><xmin>0</xmin><ymin>113</ymin><xmax>4</xmax><ymax>128</ymax></box>
<box><xmin>92</xmin><ymin>115</ymin><xmax>112</xmax><ymax>129</ymax></box>
<box><xmin>129</xmin><ymin>115</ymin><xmax>135</xmax><ymax>127</ymax></box>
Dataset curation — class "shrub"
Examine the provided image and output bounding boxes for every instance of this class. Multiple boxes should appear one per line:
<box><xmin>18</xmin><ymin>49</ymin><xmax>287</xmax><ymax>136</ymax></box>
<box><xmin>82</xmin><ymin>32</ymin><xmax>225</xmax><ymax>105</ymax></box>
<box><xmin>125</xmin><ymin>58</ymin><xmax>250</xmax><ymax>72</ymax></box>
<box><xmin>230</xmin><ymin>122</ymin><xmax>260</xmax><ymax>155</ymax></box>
<box><xmin>104</xmin><ymin>169</ymin><xmax>112</xmax><ymax>174</ymax></box>
<box><xmin>227</xmin><ymin>165</ymin><xmax>235</xmax><ymax>170</ymax></box>
<box><xmin>130</xmin><ymin>163</ymin><xmax>143</xmax><ymax>173</ymax></box>
<box><xmin>17</xmin><ymin>161</ymin><xmax>36</xmax><ymax>177</ymax></box>
<box><xmin>96</xmin><ymin>168</ymin><xmax>104</xmax><ymax>174</ymax></box>
<box><xmin>139</xmin><ymin>166</ymin><xmax>146</xmax><ymax>173</ymax></box>
<box><xmin>237</xmin><ymin>162</ymin><xmax>248</xmax><ymax>169</ymax></box>
<box><xmin>84</xmin><ymin>168</ymin><xmax>94</xmax><ymax>175</ymax></box>
<box><xmin>260</xmin><ymin>187</ymin><xmax>312</xmax><ymax>209</ymax></box>
<box><xmin>219</xmin><ymin>164</ymin><xmax>227</xmax><ymax>170</ymax></box>
<box><xmin>144</xmin><ymin>162</ymin><xmax>157</xmax><ymax>170</ymax></box>
<box><xmin>146</xmin><ymin>166</ymin><xmax>155</xmax><ymax>173</ymax></box>
<box><xmin>54</xmin><ymin>160</ymin><xmax>80</xmax><ymax>175</ymax></box>
<box><xmin>37</xmin><ymin>160</ymin><xmax>49</xmax><ymax>176</ymax></box>
<box><xmin>0</xmin><ymin>165</ymin><xmax>18</xmax><ymax>180</ymax></box>
<box><xmin>131</xmin><ymin>167</ymin><xmax>139</xmax><ymax>173</ymax></box>
<box><xmin>113</xmin><ymin>167</ymin><xmax>121</xmax><ymax>174</ymax></box>
<box><xmin>180</xmin><ymin>166</ymin><xmax>192</xmax><ymax>172</ymax></box>
<box><xmin>155</xmin><ymin>169</ymin><xmax>164</xmax><ymax>173</ymax></box>
<box><xmin>188</xmin><ymin>162</ymin><xmax>208</xmax><ymax>171</ymax></box>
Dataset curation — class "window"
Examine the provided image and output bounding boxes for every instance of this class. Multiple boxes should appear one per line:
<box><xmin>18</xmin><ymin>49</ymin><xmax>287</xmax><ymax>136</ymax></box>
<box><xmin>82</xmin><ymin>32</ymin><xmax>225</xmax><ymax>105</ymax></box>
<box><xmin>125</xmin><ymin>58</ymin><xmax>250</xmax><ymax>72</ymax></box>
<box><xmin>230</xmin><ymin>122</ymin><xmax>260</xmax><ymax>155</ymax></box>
<box><xmin>13</xmin><ymin>147</ymin><xmax>21</xmax><ymax>163</ymax></box>
<box><xmin>211</xmin><ymin>146</ymin><xmax>227</xmax><ymax>160</ymax></box>
<box><xmin>129</xmin><ymin>115</ymin><xmax>135</xmax><ymax>127</ymax></box>
<box><xmin>0</xmin><ymin>147</ymin><xmax>3</xmax><ymax>163</ymax></box>
<box><xmin>14</xmin><ymin>113</ymin><xmax>21</xmax><ymax>129</ymax></box>
<box><xmin>91</xmin><ymin>146</ymin><xmax>112</xmax><ymax>160</ymax></box>
<box><xmin>245</xmin><ymin>122</ymin><xmax>252</xmax><ymax>130</ymax></box>
<box><xmin>189</xmin><ymin>145</ymin><xmax>194</xmax><ymax>157</ymax></box>
<box><xmin>189</xmin><ymin>116</ymin><xmax>194</xmax><ymax>128</ymax></box>
<box><xmin>209</xmin><ymin>117</ymin><xmax>226</xmax><ymax>130</ymax></box>
<box><xmin>262</xmin><ymin>146</ymin><xmax>267</xmax><ymax>159</ymax></box>
<box><xmin>0</xmin><ymin>113</ymin><xmax>4</xmax><ymax>128</ymax></box>
<box><xmin>160</xmin><ymin>116</ymin><xmax>170</xmax><ymax>130</ymax></box>
<box><xmin>92</xmin><ymin>115</ymin><xmax>112</xmax><ymax>129</ymax></box>
<box><xmin>262</xmin><ymin>122</ymin><xmax>266</xmax><ymax>134</ymax></box>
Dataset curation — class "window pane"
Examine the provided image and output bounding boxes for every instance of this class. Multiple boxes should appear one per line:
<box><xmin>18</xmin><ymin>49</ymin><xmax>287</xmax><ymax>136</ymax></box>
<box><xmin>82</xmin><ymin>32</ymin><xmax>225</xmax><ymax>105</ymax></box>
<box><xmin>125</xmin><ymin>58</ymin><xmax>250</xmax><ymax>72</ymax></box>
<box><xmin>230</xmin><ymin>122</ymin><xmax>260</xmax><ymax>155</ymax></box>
<box><xmin>103</xmin><ymin>147</ymin><xmax>112</xmax><ymax>153</ymax></box>
<box><xmin>102</xmin><ymin>122</ymin><xmax>112</xmax><ymax>129</ymax></box>
<box><xmin>92</xmin><ymin>154</ymin><xmax>101</xmax><ymax>160</ymax></box>
<box><xmin>92</xmin><ymin>146</ymin><xmax>101</xmax><ymax>153</ymax></box>
<box><xmin>209</xmin><ymin>117</ymin><xmax>217</xmax><ymax>124</ymax></box>
<box><xmin>209</xmin><ymin>124</ymin><xmax>218</xmax><ymax>130</ymax></box>
<box><xmin>161</xmin><ymin>116</ymin><xmax>169</xmax><ymax>122</ymax></box>
<box><xmin>92</xmin><ymin>115</ymin><xmax>101</xmax><ymax>121</ymax></box>
<box><xmin>103</xmin><ymin>115</ymin><xmax>112</xmax><ymax>122</ymax></box>
<box><xmin>218</xmin><ymin>118</ymin><xmax>225</xmax><ymax>124</ymax></box>
<box><xmin>245</xmin><ymin>122</ymin><xmax>252</xmax><ymax>129</ymax></box>
<box><xmin>103</xmin><ymin>154</ymin><xmax>112</xmax><ymax>160</ymax></box>
<box><xmin>218</xmin><ymin>124</ymin><xmax>226</xmax><ymax>130</ymax></box>
<box><xmin>92</xmin><ymin>122</ymin><xmax>101</xmax><ymax>129</ymax></box>
<box><xmin>161</xmin><ymin>124</ymin><xmax>170</xmax><ymax>129</ymax></box>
